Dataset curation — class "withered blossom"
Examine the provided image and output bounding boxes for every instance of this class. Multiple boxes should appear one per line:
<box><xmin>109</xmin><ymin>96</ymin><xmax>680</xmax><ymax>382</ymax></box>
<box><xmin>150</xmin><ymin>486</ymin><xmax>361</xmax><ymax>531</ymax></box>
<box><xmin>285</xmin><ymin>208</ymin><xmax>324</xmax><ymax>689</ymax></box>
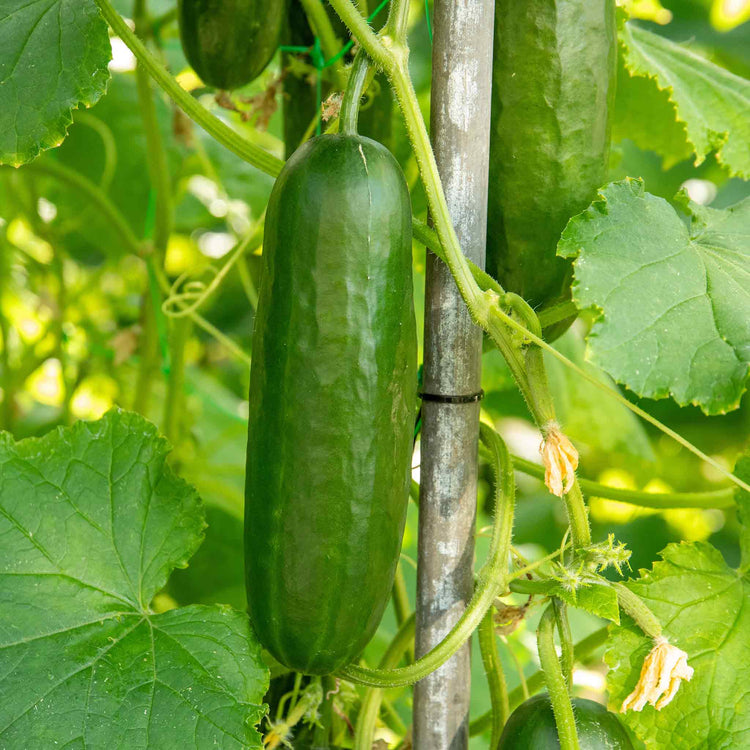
<box><xmin>621</xmin><ymin>637</ymin><xmax>694</xmax><ymax>712</ymax></box>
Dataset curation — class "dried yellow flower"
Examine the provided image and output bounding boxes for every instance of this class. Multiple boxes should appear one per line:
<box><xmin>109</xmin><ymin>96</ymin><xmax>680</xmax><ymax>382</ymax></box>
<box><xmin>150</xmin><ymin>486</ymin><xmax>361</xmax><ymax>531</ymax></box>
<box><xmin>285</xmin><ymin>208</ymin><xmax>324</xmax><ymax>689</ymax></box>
<box><xmin>540</xmin><ymin>422</ymin><xmax>579</xmax><ymax>497</ymax></box>
<box><xmin>621</xmin><ymin>637</ymin><xmax>694</xmax><ymax>712</ymax></box>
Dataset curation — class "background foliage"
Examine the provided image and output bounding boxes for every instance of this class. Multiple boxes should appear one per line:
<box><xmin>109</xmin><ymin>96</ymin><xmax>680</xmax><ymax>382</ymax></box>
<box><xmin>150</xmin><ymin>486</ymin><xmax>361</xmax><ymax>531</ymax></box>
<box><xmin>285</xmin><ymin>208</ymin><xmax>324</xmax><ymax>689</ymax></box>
<box><xmin>0</xmin><ymin>0</ymin><xmax>748</xmax><ymax>747</ymax></box>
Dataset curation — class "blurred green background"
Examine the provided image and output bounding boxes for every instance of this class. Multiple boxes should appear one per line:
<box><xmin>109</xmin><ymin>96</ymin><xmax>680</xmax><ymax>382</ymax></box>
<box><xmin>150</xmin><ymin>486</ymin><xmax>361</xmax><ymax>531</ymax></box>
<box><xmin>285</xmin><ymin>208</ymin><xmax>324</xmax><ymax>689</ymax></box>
<box><xmin>0</xmin><ymin>0</ymin><xmax>747</xmax><ymax>746</ymax></box>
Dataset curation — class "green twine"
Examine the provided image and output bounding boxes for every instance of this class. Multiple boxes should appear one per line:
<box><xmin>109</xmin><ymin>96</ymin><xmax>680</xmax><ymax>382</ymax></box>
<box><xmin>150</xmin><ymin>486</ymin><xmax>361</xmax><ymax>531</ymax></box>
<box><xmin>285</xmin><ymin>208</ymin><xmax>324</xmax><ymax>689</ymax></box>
<box><xmin>425</xmin><ymin>0</ymin><xmax>432</xmax><ymax>42</ymax></box>
<box><xmin>278</xmin><ymin>0</ymin><xmax>391</xmax><ymax>134</ymax></box>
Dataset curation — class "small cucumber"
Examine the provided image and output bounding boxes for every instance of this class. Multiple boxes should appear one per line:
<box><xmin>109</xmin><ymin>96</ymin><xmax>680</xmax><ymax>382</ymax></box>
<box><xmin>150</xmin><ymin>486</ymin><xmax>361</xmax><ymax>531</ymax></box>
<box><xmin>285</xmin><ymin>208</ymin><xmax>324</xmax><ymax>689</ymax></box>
<box><xmin>177</xmin><ymin>0</ymin><xmax>284</xmax><ymax>90</ymax></box>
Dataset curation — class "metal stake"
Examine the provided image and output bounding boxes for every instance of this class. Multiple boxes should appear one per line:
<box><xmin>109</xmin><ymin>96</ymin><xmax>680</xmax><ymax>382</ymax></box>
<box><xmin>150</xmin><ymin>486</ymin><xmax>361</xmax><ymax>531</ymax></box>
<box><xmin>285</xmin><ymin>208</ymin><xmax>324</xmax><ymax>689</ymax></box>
<box><xmin>413</xmin><ymin>0</ymin><xmax>495</xmax><ymax>747</ymax></box>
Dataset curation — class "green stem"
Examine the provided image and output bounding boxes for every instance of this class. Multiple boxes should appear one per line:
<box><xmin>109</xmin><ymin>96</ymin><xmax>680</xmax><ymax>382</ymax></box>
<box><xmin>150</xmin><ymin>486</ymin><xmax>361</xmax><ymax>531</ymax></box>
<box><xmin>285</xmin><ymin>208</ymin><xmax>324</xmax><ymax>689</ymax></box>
<box><xmin>73</xmin><ymin>113</ymin><xmax>117</xmax><ymax>190</ymax></box>
<box><xmin>469</xmin><ymin>627</ymin><xmax>608</xmax><ymax>737</ymax></box>
<box><xmin>312</xmin><ymin>676</ymin><xmax>335</xmax><ymax>747</ymax></box>
<box><xmin>135</xmin><ymin>66</ymin><xmax>172</xmax><ymax>254</ymax></box>
<box><xmin>339</xmin><ymin>51</ymin><xmax>370</xmax><ymax>135</ymax></box>
<box><xmin>339</xmin><ymin>423</ymin><xmax>515</xmax><ymax>688</ymax></box>
<box><xmin>538</xmin><ymin>300</ymin><xmax>578</xmax><ymax>330</ymax></box>
<box><xmin>353</xmin><ymin>614</ymin><xmax>416</xmax><ymax>750</ymax></box>
<box><xmin>133</xmin><ymin>292</ymin><xmax>158</xmax><ymax>415</ymax></box>
<box><xmin>391</xmin><ymin>562</ymin><xmax>411</xmax><ymax>629</ymax></box>
<box><xmin>95</xmin><ymin>0</ymin><xmax>284</xmax><ymax>177</ymax></box>
<box><xmin>162</xmin><ymin>317</ymin><xmax>190</xmax><ymax>445</ymax></box>
<box><xmin>385</xmin><ymin>0</ymin><xmax>411</xmax><ymax>41</ymax></box>
<box><xmin>478</xmin><ymin>607</ymin><xmax>509</xmax><ymax>748</ymax></box>
<box><xmin>553</xmin><ymin>599</ymin><xmax>574</xmax><ymax>688</ymax></box>
<box><xmin>298</xmin><ymin>0</ymin><xmax>347</xmax><ymax>87</ymax></box>
<box><xmin>562</xmin><ymin>482</ymin><xmax>591</xmax><ymax>549</ymax></box>
<box><xmin>510</xmin><ymin>454</ymin><xmax>734</xmax><ymax>509</ymax></box>
<box><xmin>326</xmin><ymin>0</ymin><xmax>390</xmax><ymax>69</ymax></box>
<box><xmin>614</xmin><ymin>583</ymin><xmax>662</xmax><ymax>640</ymax></box>
<box><xmin>538</xmin><ymin>605</ymin><xmax>579</xmax><ymax>750</ymax></box>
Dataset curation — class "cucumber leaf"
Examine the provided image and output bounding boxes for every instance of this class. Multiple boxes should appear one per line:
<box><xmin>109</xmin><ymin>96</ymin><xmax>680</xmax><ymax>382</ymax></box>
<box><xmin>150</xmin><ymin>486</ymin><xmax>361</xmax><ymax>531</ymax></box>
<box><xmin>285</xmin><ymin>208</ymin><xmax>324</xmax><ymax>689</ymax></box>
<box><xmin>605</xmin><ymin>541</ymin><xmax>750</xmax><ymax>747</ymax></box>
<box><xmin>0</xmin><ymin>410</ymin><xmax>268</xmax><ymax>748</ymax></box>
<box><xmin>0</xmin><ymin>0</ymin><xmax>111</xmax><ymax>166</ymax></box>
<box><xmin>559</xmin><ymin>178</ymin><xmax>750</xmax><ymax>415</ymax></box>
<box><xmin>619</xmin><ymin>22</ymin><xmax>750</xmax><ymax>178</ymax></box>
<box><xmin>517</xmin><ymin>578</ymin><xmax>621</xmax><ymax>623</ymax></box>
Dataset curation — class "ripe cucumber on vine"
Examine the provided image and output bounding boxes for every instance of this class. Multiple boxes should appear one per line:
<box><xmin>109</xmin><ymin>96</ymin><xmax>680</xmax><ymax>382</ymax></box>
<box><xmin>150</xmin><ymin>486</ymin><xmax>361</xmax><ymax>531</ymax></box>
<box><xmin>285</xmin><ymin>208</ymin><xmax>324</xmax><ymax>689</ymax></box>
<box><xmin>4</xmin><ymin>0</ymin><xmax>745</xmax><ymax>748</ymax></box>
<box><xmin>488</xmin><ymin>0</ymin><xmax>617</xmax><ymax>339</ymax></box>
<box><xmin>244</xmin><ymin>55</ymin><xmax>417</xmax><ymax>675</ymax></box>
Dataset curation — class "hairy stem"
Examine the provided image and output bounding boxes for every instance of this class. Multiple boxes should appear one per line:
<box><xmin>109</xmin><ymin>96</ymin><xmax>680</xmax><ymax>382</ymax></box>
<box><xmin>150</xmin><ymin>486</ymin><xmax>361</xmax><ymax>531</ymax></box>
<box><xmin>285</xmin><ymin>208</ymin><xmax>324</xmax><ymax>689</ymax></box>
<box><xmin>469</xmin><ymin>627</ymin><xmax>608</xmax><ymax>736</ymax></box>
<box><xmin>509</xmin><ymin>454</ymin><xmax>734</xmax><ymax>509</ymax></box>
<box><xmin>614</xmin><ymin>583</ymin><xmax>662</xmax><ymax>640</ymax></box>
<box><xmin>538</xmin><ymin>605</ymin><xmax>579</xmax><ymax>750</ymax></box>
<box><xmin>339</xmin><ymin>51</ymin><xmax>370</xmax><ymax>135</ymax></box>
<box><xmin>553</xmin><ymin>599</ymin><xmax>574</xmax><ymax>688</ymax></box>
<box><xmin>478</xmin><ymin>608</ymin><xmax>509</xmax><ymax>748</ymax></box>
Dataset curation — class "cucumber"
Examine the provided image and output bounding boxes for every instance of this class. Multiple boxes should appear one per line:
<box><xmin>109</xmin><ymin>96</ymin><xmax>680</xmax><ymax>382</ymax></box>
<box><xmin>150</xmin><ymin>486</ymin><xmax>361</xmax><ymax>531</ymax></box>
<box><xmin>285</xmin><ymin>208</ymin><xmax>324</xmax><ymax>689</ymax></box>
<box><xmin>498</xmin><ymin>694</ymin><xmax>634</xmax><ymax>749</ymax></box>
<box><xmin>244</xmin><ymin>133</ymin><xmax>416</xmax><ymax>674</ymax></box>
<box><xmin>177</xmin><ymin>0</ymin><xmax>284</xmax><ymax>90</ymax></box>
<box><xmin>488</xmin><ymin>0</ymin><xmax>617</xmax><ymax>320</ymax></box>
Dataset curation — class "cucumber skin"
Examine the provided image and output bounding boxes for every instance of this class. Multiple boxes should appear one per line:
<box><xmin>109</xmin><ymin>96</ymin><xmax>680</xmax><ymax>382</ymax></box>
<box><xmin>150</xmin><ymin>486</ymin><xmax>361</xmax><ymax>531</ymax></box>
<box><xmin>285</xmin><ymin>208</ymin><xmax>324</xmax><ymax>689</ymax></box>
<box><xmin>244</xmin><ymin>134</ymin><xmax>417</xmax><ymax>675</ymax></box>
<box><xmin>488</xmin><ymin>0</ymin><xmax>617</xmax><ymax>313</ymax></box>
<box><xmin>177</xmin><ymin>0</ymin><xmax>283</xmax><ymax>90</ymax></box>
<box><xmin>498</xmin><ymin>694</ymin><xmax>634</xmax><ymax>749</ymax></box>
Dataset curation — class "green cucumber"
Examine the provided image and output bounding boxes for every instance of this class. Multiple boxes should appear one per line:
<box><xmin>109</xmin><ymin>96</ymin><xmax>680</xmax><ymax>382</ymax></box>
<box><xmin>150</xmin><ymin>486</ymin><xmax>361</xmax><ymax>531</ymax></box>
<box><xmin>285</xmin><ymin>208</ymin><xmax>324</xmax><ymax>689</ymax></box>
<box><xmin>499</xmin><ymin>694</ymin><xmax>634</xmax><ymax>749</ymax></box>
<box><xmin>177</xmin><ymin>0</ymin><xmax>284</xmax><ymax>90</ymax></box>
<box><xmin>244</xmin><ymin>133</ymin><xmax>417</xmax><ymax>674</ymax></box>
<box><xmin>488</xmin><ymin>0</ymin><xmax>617</xmax><ymax>322</ymax></box>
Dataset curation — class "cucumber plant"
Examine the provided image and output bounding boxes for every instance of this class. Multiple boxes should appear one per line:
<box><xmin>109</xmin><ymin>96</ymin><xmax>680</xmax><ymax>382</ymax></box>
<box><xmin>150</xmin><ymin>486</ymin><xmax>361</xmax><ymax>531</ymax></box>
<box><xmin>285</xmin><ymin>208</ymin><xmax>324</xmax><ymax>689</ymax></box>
<box><xmin>0</xmin><ymin>0</ymin><xmax>748</xmax><ymax>749</ymax></box>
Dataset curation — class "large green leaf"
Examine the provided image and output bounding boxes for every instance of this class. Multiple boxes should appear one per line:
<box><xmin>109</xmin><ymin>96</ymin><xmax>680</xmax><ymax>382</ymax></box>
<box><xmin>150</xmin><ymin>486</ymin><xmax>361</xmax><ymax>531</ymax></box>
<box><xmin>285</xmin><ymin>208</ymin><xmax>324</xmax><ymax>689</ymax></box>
<box><xmin>0</xmin><ymin>410</ymin><xmax>268</xmax><ymax>748</ymax></box>
<box><xmin>606</xmin><ymin>542</ymin><xmax>750</xmax><ymax>748</ymax></box>
<box><xmin>0</xmin><ymin>0</ymin><xmax>111</xmax><ymax>166</ymax></box>
<box><xmin>559</xmin><ymin>178</ymin><xmax>749</xmax><ymax>415</ymax></box>
<box><xmin>620</xmin><ymin>22</ymin><xmax>750</xmax><ymax>177</ymax></box>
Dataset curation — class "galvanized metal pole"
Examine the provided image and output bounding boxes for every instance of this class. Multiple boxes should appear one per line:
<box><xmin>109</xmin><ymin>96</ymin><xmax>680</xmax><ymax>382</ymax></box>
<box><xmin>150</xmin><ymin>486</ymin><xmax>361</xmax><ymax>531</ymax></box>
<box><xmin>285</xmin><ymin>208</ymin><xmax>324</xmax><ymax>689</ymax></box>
<box><xmin>413</xmin><ymin>1</ymin><xmax>495</xmax><ymax>748</ymax></box>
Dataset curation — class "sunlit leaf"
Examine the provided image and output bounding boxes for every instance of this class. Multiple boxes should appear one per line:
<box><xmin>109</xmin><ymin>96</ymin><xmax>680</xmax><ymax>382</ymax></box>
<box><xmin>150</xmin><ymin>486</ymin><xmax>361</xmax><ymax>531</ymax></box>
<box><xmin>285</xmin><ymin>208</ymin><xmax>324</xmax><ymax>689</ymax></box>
<box><xmin>0</xmin><ymin>0</ymin><xmax>111</xmax><ymax>166</ymax></box>
<box><xmin>0</xmin><ymin>410</ymin><xmax>268</xmax><ymax>747</ymax></box>
<box><xmin>559</xmin><ymin>178</ymin><xmax>750</xmax><ymax>415</ymax></box>
<box><xmin>606</xmin><ymin>542</ymin><xmax>750</xmax><ymax>747</ymax></box>
<box><xmin>619</xmin><ymin>22</ymin><xmax>750</xmax><ymax>177</ymax></box>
